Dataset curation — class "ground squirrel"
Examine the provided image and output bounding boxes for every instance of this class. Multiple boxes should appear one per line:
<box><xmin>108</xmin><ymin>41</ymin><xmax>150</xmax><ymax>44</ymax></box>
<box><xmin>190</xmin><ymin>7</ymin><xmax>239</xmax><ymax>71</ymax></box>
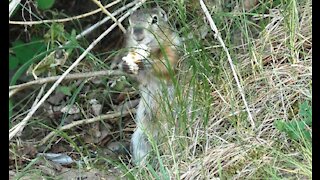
<box><xmin>119</xmin><ymin>7</ymin><xmax>182</xmax><ymax>165</ymax></box>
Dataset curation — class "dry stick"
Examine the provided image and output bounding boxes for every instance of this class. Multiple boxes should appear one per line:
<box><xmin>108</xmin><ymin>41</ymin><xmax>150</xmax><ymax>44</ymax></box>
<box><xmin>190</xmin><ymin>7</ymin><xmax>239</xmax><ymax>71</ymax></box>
<box><xmin>31</xmin><ymin>84</ymin><xmax>47</xmax><ymax>109</ymax></box>
<box><xmin>12</xmin><ymin>1</ymin><xmax>136</xmax><ymax>62</ymax></box>
<box><xmin>9</xmin><ymin>0</ymin><xmax>21</xmax><ymax>18</ymax></box>
<box><xmin>199</xmin><ymin>0</ymin><xmax>255</xmax><ymax>129</ymax></box>
<box><xmin>10</xmin><ymin>1</ymin><xmax>135</xmax><ymax>43</ymax></box>
<box><xmin>9</xmin><ymin>89</ymin><xmax>20</xmax><ymax>99</ymax></box>
<box><xmin>48</xmin><ymin>1</ymin><xmax>136</xmax><ymax>54</ymax></box>
<box><xmin>9</xmin><ymin>70</ymin><xmax>124</xmax><ymax>98</ymax></box>
<box><xmin>10</xmin><ymin>1</ymin><xmax>136</xmax><ymax>96</ymax></box>
<box><xmin>9</xmin><ymin>1</ymin><xmax>136</xmax><ymax>97</ymax></box>
<box><xmin>9</xmin><ymin>0</ymin><xmax>146</xmax><ymax>141</ymax></box>
<box><xmin>72</xmin><ymin>1</ymin><xmax>136</xmax><ymax>41</ymax></box>
<box><xmin>39</xmin><ymin>109</ymin><xmax>136</xmax><ymax>146</ymax></box>
<box><xmin>9</xmin><ymin>0</ymin><xmax>121</xmax><ymax>25</ymax></box>
<box><xmin>9</xmin><ymin>70</ymin><xmax>123</xmax><ymax>90</ymax></box>
<box><xmin>91</xmin><ymin>0</ymin><xmax>126</xmax><ymax>33</ymax></box>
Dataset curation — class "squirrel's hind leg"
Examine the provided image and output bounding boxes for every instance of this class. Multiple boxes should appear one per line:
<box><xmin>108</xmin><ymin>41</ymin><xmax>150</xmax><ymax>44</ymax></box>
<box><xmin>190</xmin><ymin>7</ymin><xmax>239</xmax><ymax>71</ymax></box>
<box><xmin>131</xmin><ymin>127</ymin><xmax>151</xmax><ymax>165</ymax></box>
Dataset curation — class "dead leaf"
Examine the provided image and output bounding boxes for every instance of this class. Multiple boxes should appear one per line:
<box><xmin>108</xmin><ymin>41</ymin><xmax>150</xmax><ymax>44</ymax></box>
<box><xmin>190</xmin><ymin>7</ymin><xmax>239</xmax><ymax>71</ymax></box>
<box><xmin>90</xmin><ymin>99</ymin><xmax>103</xmax><ymax>116</ymax></box>
<box><xmin>48</xmin><ymin>92</ymin><xmax>66</xmax><ymax>105</ymax></box>
<box><xmin>61</xmin><ymin>104</ymin><xmax>80</xmax><ymax>114</ymax></box>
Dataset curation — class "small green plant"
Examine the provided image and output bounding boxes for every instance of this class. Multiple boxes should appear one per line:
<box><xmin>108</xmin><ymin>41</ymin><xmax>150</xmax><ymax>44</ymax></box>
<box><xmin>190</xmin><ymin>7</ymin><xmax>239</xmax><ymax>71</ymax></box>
<box><xmin>57</xmin><ymin>86</ymin><xmax>73</xmax><ymax>96</ymax></box>
<box><xmin>274</xmin><ymin>101</ymin><xmax>312</xmax><ymax>141</ymax></box>
<box><xmin>9</xmin><ymin>38</ymin><xmax>46</xmax><ymax>71</ymax></box>
<box><xmin>26</xmin><ymin>24</ymin><xmax>77</xmax><ymax>78</ymax></box>
<box><xmin>36</xmin><ymin>0</ymin><xmax>55</xmax><ymax>10</ymax></box>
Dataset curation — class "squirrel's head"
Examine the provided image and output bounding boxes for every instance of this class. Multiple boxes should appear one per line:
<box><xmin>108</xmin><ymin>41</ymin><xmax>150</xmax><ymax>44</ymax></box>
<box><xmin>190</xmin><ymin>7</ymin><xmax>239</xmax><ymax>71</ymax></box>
<box><xmin>128</xmin><ymin>7</ymin><xmax>169</xmax><ymax>47</ymax></box>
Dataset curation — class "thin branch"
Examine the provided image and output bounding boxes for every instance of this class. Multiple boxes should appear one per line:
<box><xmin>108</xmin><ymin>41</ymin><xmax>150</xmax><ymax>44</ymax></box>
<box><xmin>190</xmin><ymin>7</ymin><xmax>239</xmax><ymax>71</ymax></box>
<box><xmin>9</xmin><ymin>88</ymin><xmax>21</xmax><ymax>99</ymax></box>
<box><xmin>10</xmin><ymin>1</ymin><xmax>136</xmax><ymax>45</ymax></box>
<box><xmin>10</xmin><ymin>1</ymin><xmax>138</xmax><ymax>95</ymax></box>
<box><xmin>9</xmin><ymin>0</ymin><xmax>146</xmax><ymax>141</ymax></box>
<box><xmin>91</xmin><ymin>0</ymin><xmax>126</xmax><ymax>33</ymax></box>
<box><xmin>15</xmin><ymin>0</ymin><xmax>137</xmax><ymax>76</ymax></box>
<box><xmin>31</xmin><ymin>84</ymin><xmax>47</xmax><ymax>108</ymax></box>
<box><xmin>199</xmin><ymin>0</ymin><xmax>255</xmax><ymax>129</ymax></box>
<box><xmin>72</xmin><ymin>1</ymin><xmax>136</xmax><ymax>42</ymax></box>
<box><xmin>9</xmin><ymin>70</ymin><xmax>124</xmax><ymax>98</ymax></box>
<box><xmin>39</xmin><ymin>109</ymin><xmax>136</xmax><ymax>146</ymax></box>
<box><xmin>10</xmin><ymin>0</ymin><xmax>136</xmax><ymax>51</ymax></box>
<box><xmin>10</xmin><ymin>1</ymin><xmax>136</xmax><ymax>95</ymax></box>
<box><xmin>9</xmin><ymin>0</ymin><xmax>121</xmax><ymax>25</ymax></box>
<box><xmin>9</xmin><ymin>0</ymin><xmax>21</xmax><ymax>18</ymax></box>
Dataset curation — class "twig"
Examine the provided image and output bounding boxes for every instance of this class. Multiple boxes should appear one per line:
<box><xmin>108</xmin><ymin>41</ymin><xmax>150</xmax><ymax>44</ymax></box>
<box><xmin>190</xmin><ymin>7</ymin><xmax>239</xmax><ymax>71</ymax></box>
<box><xmin>199</xmin><ymin>0</ymin><xmax>255</xmax><ymax>129</ymax></box>
<box><xmin>9</xmin><ymin>0</ymin><xmax>138</xmax><ymax>86</ymax></box>
<box><xmin>9</xmin><ymin>0</ymin><xmax>21</xmax><ymax>18</ymax></box>
<box><xmin>10</xmin><ymin>1</ymin><xmax>136</xmax><ymax>98</ymax></box>
<box><xmin>31</xmin><ymin>84</ymin><xmax>47</xmax><ymax>108</ymax></box>
<box><xmin>9</xmin><ymin>89</ymin><xmax>21</xmax><ymax>99</ymax></box>
<box><xmin>9</xmin><ymin>0</ymin><xmax>146</xmax><ymax>141</ymax></box>
<box><xmin>9</xmin><ymin>0</ymin><xmax>120</xmax><ymax>25</ymax></box>
<box><xmin>10</xmin><ymin>1</ymin><xmax>136</xmax><ymax>44</ymax></box>
<box><xmin>91</xmin><ymin>0</ymin><xmax>126</xmax><ymax>33</ymax></box>
<box><xmin>9</xmin><ymin>70</ymin><xmax>124</xmax><ymax>98</ymax></box>
<box><xmin>9</xmin><ymin>1</ymin><xmax>138</xmax><ymax>96</ymax></box>
<box><xmin>72</xmin><ymin>1</ymin><xmax>136</xmax><ymax>42</ymax></box>
<box><xmin>10</xmin><ymin>0</ymin><xmax>135</xmax><ymax>47</ymax></box>
<box><xmin>39</xmin><ymin>109</ymin><xmax>136</xmax><ymax>146</ymax></box>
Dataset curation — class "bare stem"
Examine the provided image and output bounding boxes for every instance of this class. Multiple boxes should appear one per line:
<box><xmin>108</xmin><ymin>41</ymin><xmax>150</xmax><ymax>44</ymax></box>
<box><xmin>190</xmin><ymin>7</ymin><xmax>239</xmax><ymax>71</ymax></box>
<box><xmin>91</xmin><ymin>0</ymin><xmax>126</xmax><ymax>33</ymax></box>
<box><xmin>39</xmin><ymin>109</ymin><xmax>136</xmax><ymax>146</ymax></box>
<box><xmin>9</xmin><ymin>0</ymin><xmax>21</xmax><ymax>18</ymax></box>
<box><xmin>9</xmin><ymin>70</ymin><xmax>124</xmax><ymax>98</ymax></box>
<box><xmin>9</xmin><ymin>0</ymin><xmax>120</xmax><ymax>24</ymax></box>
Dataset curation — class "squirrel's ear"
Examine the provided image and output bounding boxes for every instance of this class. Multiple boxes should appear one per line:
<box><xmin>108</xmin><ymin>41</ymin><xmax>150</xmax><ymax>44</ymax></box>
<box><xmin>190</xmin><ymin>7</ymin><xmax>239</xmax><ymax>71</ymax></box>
<box><xmin>155</xmin><ymin>7</ymin><xmax>167</xmax><ymax>21</ymax></box>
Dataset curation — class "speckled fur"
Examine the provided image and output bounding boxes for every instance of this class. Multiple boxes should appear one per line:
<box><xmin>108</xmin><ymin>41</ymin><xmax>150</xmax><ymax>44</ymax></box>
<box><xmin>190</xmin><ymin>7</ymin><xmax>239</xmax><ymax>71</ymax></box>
<box><xmin>123</xmin><ymin>7</ymin><xmax>181</xmax><ymax>165</ymax></box>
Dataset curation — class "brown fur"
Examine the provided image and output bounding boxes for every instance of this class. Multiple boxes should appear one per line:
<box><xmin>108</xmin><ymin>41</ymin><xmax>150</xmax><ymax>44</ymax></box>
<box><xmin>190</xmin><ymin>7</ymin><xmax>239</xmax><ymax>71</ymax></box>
<box><xmin>151</xmin><ymin>46</ymin><xmax>178</xmax><ymax>80</ymax></box>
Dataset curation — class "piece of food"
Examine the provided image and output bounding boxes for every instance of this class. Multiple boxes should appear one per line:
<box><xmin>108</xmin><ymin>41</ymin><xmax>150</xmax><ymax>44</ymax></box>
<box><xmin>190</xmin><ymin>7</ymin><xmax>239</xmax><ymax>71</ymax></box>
<box><xmin>122</xmin><ymin>44</ymin><xmax>150</xmax><ymax>74</ymax></box>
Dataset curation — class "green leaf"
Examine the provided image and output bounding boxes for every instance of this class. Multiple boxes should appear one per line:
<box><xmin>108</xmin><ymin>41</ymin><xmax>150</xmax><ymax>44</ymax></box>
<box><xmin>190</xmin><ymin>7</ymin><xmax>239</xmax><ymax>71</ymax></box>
<box><xmin>11</xmin><ymin>38</ymin><xmax>46</xmax><ymax>65</ymax></box>
<box><xmin>274</xmin><ymin>120</ymin><xmax>285</xmax><ymax>131</ymax></box>
<box><xmin>10</xmin><ymin>51</ymin><xmax>46</xmax><ymax>86</ymax></box>
<box><xmin>57</xmin><ymin>86</ymin><xmax>72</xmax><ymax>96</ymax></box>
<box><xmin>9</xmin><ymin>54</ymin><xmax>19</xmax><ymax>70</ymax></box>
<box><xmin>274</xmin><ymin>119</ymin><xmax>311</xmax><ymax>141</ymax></box>
<box><xmin>274</xmin><ymin>101</ymin><xmax>312</xmax><ymax>142</ymax></box>
<box><xmin>44</xmin><ymin>23</ymin><xmax>66</xmax><ymax>44</ymax></box>
<box><xmin>36</xmin><ymin>0</ymin><xmax>55</xmax><ymax>10</ymax></box>
<box><xmin>299</xmin><ymin>101</ymin><xmax>312</xmax><ymax>125</ymax></box>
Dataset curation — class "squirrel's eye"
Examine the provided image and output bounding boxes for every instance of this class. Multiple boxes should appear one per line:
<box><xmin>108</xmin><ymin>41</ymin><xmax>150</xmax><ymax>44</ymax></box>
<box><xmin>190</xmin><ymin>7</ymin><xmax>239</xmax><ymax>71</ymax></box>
<box><xmin>151</xmin><ymin>16</ymin><xmax>158</xmax><ymax>24</ymax></box>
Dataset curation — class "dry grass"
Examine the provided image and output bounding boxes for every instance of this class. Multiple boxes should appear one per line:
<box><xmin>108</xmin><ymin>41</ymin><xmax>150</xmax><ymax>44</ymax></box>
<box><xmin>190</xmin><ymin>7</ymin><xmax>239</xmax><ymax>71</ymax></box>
<box><xmin>133</xmin><ymin>0</ymin><xmax>312</xmax><ymax>179</ymax></box>
<box><xmin>166</xmin><ymin>1</ymin><xmax>311</xmax><ymax>179</ymax></box>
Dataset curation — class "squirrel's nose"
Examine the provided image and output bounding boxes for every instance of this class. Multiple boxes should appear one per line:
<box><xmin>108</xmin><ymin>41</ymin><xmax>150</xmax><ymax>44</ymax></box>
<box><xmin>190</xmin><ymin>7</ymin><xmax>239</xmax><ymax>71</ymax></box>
<box><xmin>132</xmin><ymin>28</ymin><xmax>145</xmax><ymax>42</ymax></box>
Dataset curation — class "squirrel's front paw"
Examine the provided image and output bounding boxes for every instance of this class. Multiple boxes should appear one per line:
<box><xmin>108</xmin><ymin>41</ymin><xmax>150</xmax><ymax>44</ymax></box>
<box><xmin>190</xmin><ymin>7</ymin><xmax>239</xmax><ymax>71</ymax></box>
<box><xmin>121</xmin><ymin>60</ymin><xmax>138</xmax><ymax>74</ymax></box>
<box><xmin>121</xmin><ymin>61</ymin><xmax>132</xmax><ymax>74</ymax></box>
<box><xmin>122</xmin><ymin>54</ymin><xmax>147</xmax><ymax>74</ymax></box>
<box><xmin>121</xmin><ymin>46</ymin><xmax>150</xmax><ymax>74</ymax></box>
<box><xmin>121</xmin><ymin>61</ymin><xmax>145</xmax><ymax>74</ymax></box>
